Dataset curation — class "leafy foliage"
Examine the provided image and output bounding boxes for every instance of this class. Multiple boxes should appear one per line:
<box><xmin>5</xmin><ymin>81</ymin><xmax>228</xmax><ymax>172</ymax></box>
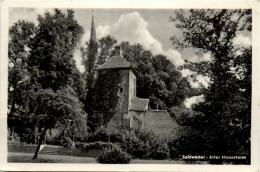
<box><xmin>97</xmin><ymin>35</ymin><xmax>117</xmax><ymax>65</ymax></box>
<box><xmin>120</xmin><ymin>42</ymin><xmax>193</xmax><ymax>109</ymax></box>
<box><xmin>97</xmin><ymin>144</ymin><xmax>131</xmax><ymax>164</ymax></box>
<box><xmin>84</xmin><ymin>128</ymin><xmax>124</xmax><ymax>143</ymax></box>
<box><xmin>121</xmin><ymin>130</ymin><xmax>170</xmax><ymax>160</ymax></box>
<box><xmin>76</xmin><ymin>141</ymin><xmax>114</xmax><ymax>151</ymax></box>
<box><xmin>8</xmin><ymin>9</ymin><xmax>86</xmax><ymax>159</ymax></box>
<box><xmin>85</xmin><ymin>70</ymin><xmax>121</xmax><ymax>131</ymax></box>
<box><xmin>170</xmin><ymin>9</ymin><xmax>252</xmax><ymax>164</ymax></box>
<box><xmin>8</xmin><ymin>20</ymin><xmax>37</xmax><ymax>120</ymax></box>
<box><xmin>82</xmin><ymin>35</ymin><xmax>119</xmax><ymax>132</ymax></box>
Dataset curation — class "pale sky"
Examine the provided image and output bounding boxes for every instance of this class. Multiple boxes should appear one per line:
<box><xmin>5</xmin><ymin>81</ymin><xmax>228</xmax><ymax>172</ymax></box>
<box><xmin>9</xmin><ymin>8</ymin><xmax>178</xmax><ymax>50</ymax></box>
<box><xmin>9</xmin><ymin>8</ymin><xmax>195</xmax><ymax>70</ymax></box>
<box><xmin>9</xmin><ymin>8</ymin><xmax>252</xmax><ymax>108</ymax></box>
<box><xmin>9</xmin><ymin>8</ymin><xmax>251</xmax><ymax>69</ymax></box>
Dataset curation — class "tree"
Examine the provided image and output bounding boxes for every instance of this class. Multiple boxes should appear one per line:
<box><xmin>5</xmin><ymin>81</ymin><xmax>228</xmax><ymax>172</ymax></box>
<box><xmin>97</xmin><ymin>35</ymin><xmax>117</xmax><ymax>65</ymax></box>
<box><xmin>28</xmin><ymin>9</ymin><xmax>83</xmax><ymax>91</ymax></box>
<box><xmin>120</xmin><ymin>42</ymin><xmax>193</xmax><ymax>110</ymax></box>
<box><xmin>8</xmin><ymin>9</ymin><xmax>86</xmax><ymax>159</ymax></box>
<box><xmin>8</xmin><ymin>20</ymin><xmax>39</xmax><ymax>142</ymax></box>
<box><xmin>31</xmin><ymin>88</ymin><xmax>87</xmax><ymax>159</ymax></box>
<box><xmin>8</xmin><ymin>20</ymin><xmax>36</xmax><ymax>117</ymax></box>
<box><xmin>170</xmin><ymin>9</ymin><xmax>252</xmax><ymax>164</ymax></box>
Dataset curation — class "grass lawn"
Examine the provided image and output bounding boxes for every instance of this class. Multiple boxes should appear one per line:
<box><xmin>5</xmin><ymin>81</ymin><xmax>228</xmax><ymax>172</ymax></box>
<box><xmin>8</xmin><ymin>152</ymin><xmax>183</xmax><ymax>164</ymax></box>
<box><xmin>8</xmin><ymin>144</ymin><xmax>183</xmax><ymax>164</ymax></box>
<box><xmin>8</xmin><ymin>144</ymin><xmax>102</xmax><ymax>158</ymax></box>
<box><xmin>8</xmin><ymin>152</ymin><xmax>97</xmax><ymax>163</ymax></box>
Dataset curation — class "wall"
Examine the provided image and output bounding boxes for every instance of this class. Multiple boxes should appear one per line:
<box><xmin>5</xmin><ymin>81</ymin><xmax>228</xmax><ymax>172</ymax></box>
<box><xmin>128</xmin><ymin>70</ymin><xmax>136</xmax><ymax>109</ymax></box>
<box><xmin>118</xmin><ymin>69</ymin><xmax>130</xmax><ymax>114</ymax></box>
<box><xmin>130</xmin><ymin>111</ymin><xmax>145</xmax><ymax>130</ymax></box>
<box><xmin>107</xmin><ymin>69</ymin><xmax>131</xmax><ymax>129</ymax></box>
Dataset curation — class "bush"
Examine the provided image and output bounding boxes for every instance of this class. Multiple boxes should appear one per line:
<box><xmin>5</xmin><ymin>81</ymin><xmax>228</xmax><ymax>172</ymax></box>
<box><xmin>149</xmin><ymin>142</ymin><xmax>170</xmax><ymax>160</ymax></box>
<box><xmin>121</xmin><ymin>130</ymin><xmax>169</xmax><ymax>160</ymax></box>
<box><xmin>75</xmin><ymin>141</ymin><xmax>114</xmax><ymax>150</ymax></box>
<box><xmin>97</xmin><ymin>145</ymin><xmax>131</xmax><ymax>164</ymax></box>
<box><xmin>86</xmin><ymin>129</ymin><xmax>109</xmax><ymax>142</ymax></box>
<box><xmin>83</xmin><ymin>141</ymin><xmax>113</xmax><ymax>151</ymax></box>
<box><xmin>121</xmin><ymin>135</ymin><xmax>149</xmax><ymax>159</ymax></box>
<box><xmin>85</xmin><ymin>128</ymin><xmax>124</xmax><ymax>143</ymax></box>
<box><xmin>46</xmin><ymin>135</ymin><xmax>67</xmax><ymax>146</ymax></box>
<box><xmin>168</xmin><ymin>133</ymin><xmax>210</xmax><ymax>162</ymax></box>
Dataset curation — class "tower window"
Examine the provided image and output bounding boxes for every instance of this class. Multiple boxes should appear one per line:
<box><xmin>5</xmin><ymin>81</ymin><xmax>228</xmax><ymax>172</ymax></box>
<box><xmin>120</xmin><ymin>87</ymin><xmax>123</xmax><ymax>93</ymax></box>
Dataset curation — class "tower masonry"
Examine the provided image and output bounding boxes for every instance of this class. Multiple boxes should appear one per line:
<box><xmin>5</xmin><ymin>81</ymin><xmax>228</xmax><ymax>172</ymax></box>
<box><xmin>97</xmin><ymin>46</ymin><xmax>149</xmax><ymax>130</ymax></box>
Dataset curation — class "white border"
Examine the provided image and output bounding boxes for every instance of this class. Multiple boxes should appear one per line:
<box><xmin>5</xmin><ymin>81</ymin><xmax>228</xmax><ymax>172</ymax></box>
<box><xmin>0</xmin><ymin>0</ymin><xmax>259</xmax><ymax>171</ymax></box>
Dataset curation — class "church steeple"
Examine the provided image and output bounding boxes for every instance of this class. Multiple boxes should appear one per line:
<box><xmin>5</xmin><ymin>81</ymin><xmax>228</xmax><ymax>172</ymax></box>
<box><xmin>90</xmin><ymin>12</ymin><xmax>97</xmax><ymax>42</ymax></box>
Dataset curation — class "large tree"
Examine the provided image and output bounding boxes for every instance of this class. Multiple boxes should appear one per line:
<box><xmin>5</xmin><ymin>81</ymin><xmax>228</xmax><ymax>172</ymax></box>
<box><xmin>169</xmin><ymin>9</ymin><xmax>252</xmax><ymax>164</ymax></box>
<box><xmin>31</xmin><ymin>88</ymin><xmax>87</xmax><ymax>159</ymax></box>
<box><xmin>28</xmin><ymin>9</ymin><xmax>83</xmax><ymax>91</ymax></box>
<box><xmin>8</xmin><ymin>20</ymin><xmax>38</xmax><ymax>142</ymax></box>
<box><xmin>8</xmin><ymin>9</ymin><xmax>86</xmax><ymax>159</ymax></box>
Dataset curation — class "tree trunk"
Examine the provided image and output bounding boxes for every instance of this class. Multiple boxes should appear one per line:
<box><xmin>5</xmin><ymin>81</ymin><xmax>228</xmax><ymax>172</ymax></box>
<box><xmin>8</xmin><ymin>100</ymin><xmax>16</xmax><ymax>118</ymax></box>
<box><xmin>32</xmin><ymin>127</ymin><xmax>48</xmax><ymax>159</ymax></box>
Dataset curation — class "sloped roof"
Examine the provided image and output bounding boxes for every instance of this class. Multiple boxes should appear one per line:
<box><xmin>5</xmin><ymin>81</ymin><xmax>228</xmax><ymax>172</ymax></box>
<box><xmin>97</xmin><ymin>55</ymin><xmax>132</xmax><ymax>70</ymax></box>
<box><xmin>130</xmin><ymin>97</ymin><xmax>149</xmax><ymax>112</ymax></box>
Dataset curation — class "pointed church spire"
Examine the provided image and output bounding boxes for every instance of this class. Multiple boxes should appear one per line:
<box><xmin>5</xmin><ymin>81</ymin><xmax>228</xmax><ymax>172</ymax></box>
<box><xmin>90</xmin><ymin>11</ymin><xmax>97</xmax><ymax>42</ymax></box>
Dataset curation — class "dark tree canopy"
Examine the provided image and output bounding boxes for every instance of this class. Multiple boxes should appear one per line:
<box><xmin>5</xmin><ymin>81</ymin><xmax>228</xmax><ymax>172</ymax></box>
<box><xmin>8</xmin><ymin>21</ymin><xmax>37</xmax><ymax>118</ymax></box>
<box><xmin>28</xmin><ymin>9</ymin><xmax>83</xmax><ymax>91</ymax></box>
<box><xmin>87</xmin><ymin>70</ymin><xmax>121</xmax><ymax>130</ymax></box>
<box><xmin>120</xmin><ymin>42</ymin><xmax>193</xmax><ymax>110</ymax></box>
<box><xmin>169</xmin><ymin>9</ymin><xmax>252</xmax><ymax>164</ymax></box>
<box><xmin>8</xmin><ymin>9</ymin><xmax>86</xmax><ymax>159</ymax></box>
<box><xmin>97</xmin><ymin>35</ymin><xmax>117</xmax><ymax>65</ymax></box>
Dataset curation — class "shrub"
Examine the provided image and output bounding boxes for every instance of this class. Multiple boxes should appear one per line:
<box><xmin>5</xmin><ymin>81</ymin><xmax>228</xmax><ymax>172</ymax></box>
<box><xmin>75</xmin><ymin>142</ymin><xmax>85</xmax><ymax>149</ymax></box>
<box><xmin>109</xmin><ymin>131</ymin><xmax>124</xmax><ymax>143</ymax></box>
<box><xmin>83</xmin><ymin>141</ymin><xmax>113</xmax><ymax>151</ymax></box>
<box><xmin>168</xmin><ymin>134</ymin><xmax>210</xmax><ymax>162</ymax></box>
<box><xmin>75</xmin><ymin>141</ymin><xmax>114</xmax><ymax>151</ymax></box>
<box><xmin>87</xmin><ymin>129</ymin><xmax>109</xmax><ymax>142</ymax></box>
<box><xmin>149</xmin><ymin>142</ymin><xmax>170</xmax><ymax>160</ymax></box>
<box><xmin>121</xmin><ymin>135</ymin><xmax>149</xmax><ymax>159</ymax></box>
<box><xmin>97</xmin><ymin>145</ymin><xmax>131</xmax><ymax>164</ymax></box>
<box><xmin>85</xmin><ymin>128</ymin><xmax>124</xmax><ymax>143</ymax></box>
<box><xmin>46</xmin><ymin>135</ymin><xmax>67</xmax><ymax>146</ymax></box>
<box><xmin>121</xmin><ymin>130</ymin><xmax>170</xmax><ymax>160</ymax></box>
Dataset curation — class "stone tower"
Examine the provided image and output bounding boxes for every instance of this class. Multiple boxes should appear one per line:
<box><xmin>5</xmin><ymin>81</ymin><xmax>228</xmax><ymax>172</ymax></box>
<box><xmin>97</xmin><ymin>46</ymin><xmax>136</xmax><ymax>126</ymax></box>
<box><xmin>98</xmin><ymin>46</ymin><xmax>149</xmax><ymax>130</ymax></box>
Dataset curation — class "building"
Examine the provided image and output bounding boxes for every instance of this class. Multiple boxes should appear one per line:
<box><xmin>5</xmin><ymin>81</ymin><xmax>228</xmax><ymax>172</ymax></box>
<box><xmin>98</xmin><ymin>46</ymin><xmax>149</xmax><ymax>131</ymax></box>
<box><xmin>91</xmin><ymin>15</ymin><xmax>179</xmax><ymax>138</ymax></box>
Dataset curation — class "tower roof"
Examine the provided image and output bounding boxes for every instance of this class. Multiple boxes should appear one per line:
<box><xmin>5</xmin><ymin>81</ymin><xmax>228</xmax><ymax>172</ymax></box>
<box><xmin>90</xmin><ymin>13</ymin><xmax>97</xmax><ymax>42</ymax></box>
<box><xmin>97</xmin><ymin>55</ymin><xmax>132</xmax><ymax>70</ymax></box>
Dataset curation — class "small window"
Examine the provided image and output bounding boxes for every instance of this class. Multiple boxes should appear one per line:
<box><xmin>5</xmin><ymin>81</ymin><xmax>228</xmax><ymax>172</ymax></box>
<box><xmin>120</xmin><ymin>87</ymin><xmax>123</xmax><ymax>93</ymax></box>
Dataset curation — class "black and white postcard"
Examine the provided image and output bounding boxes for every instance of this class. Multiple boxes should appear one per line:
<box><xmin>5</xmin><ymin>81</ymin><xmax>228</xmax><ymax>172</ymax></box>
<box><xmin>0</xmin><ymin>0</ymin><xmax>259</xmax><ymax>171</ymax></box>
